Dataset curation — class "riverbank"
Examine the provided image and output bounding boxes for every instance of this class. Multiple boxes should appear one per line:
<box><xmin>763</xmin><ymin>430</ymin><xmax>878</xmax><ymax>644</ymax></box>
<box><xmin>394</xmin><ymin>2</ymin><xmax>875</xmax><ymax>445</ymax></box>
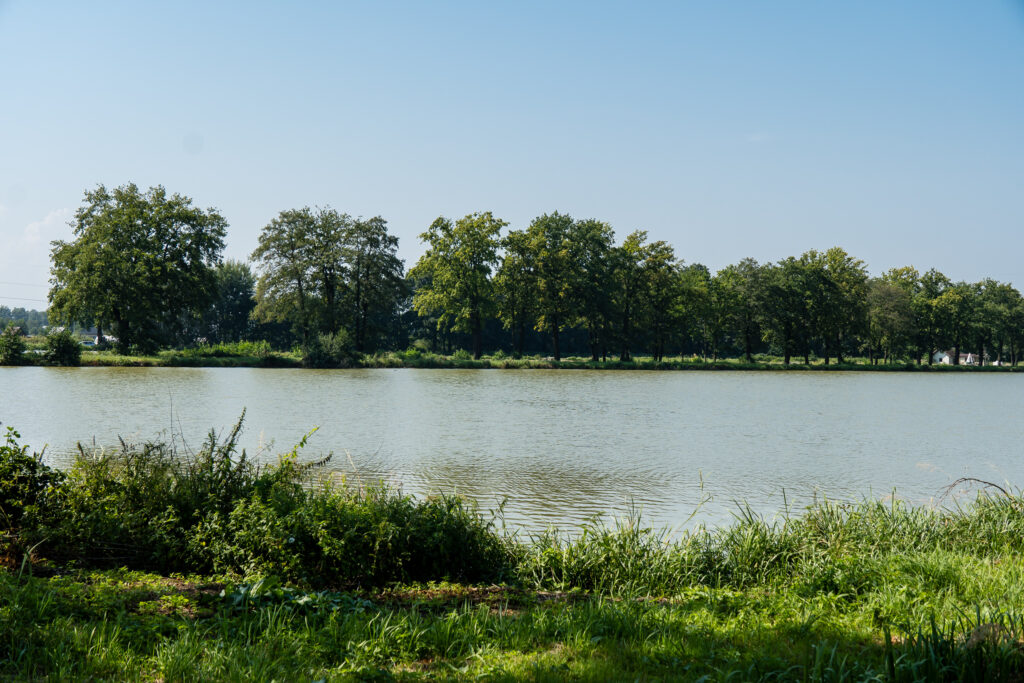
<box><xmin>65</xmin><ymin>348</ymin><xmax>1024</xmax><ymax>371</ymax></box>
<box><xmin>3</xmin><ymin>426</ymin><xmax>1024</xmax><ymax>679</ymax></box>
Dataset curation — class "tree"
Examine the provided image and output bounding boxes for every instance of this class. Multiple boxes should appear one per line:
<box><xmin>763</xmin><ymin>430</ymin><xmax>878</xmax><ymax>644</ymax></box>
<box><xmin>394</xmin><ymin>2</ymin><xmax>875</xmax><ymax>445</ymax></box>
<box><xmin>410</xmin><ymin>212</ymin><xmax>504</xmax><ymax>359</ymax></box>
<box><xmin>760</xmin><ymin>258</ymin><xmax>814</xmax><ymax>365</ymax></box>
<box><xmin>569</xmin><ymin>219</ymin><xmax>615</xmax><ymax>362</ymax></box>
<box><xmin>865</xmin><ymin>279</ymin><xmax>914</xmax><ymax>363</ymax></box>
<box><xmin>642</xmin><ymin>241</ymin><xmax>683</xmax><ymax>362</ymax></box>
<box><xmin>495</xmin><ymin>229</ymin><xmax>537</xmax><ymax>357</ymax></box>
<box><xmin>611</xmin><ymin>231</ymin><xmax>648</xmax><ymax>362</ymax></box>
<box><xmin>49</xmin><ymin>184</ymin><xmax>227</xmax><ymax>353</ymax></box>
<box><xmin>916</xmin><ymin>268</ymin><xmax>951</xmax><ymax>364</ymax></box>
<box><xmin>341</xmin><ymin>216</ymin><xmax>406</xmax><ymax>353</ymax></box>
<box><xmin>932</xmin><ymin>282</ymin><xmax>975</xmax><ymax>364</ymax></box>
<box><xmin>524</xmin><ymin>212</ymin><xmax>576</xmax><ymax>361</ymax></box>
<box><xmin>200</xmin><ymin>260</ymin><xmax>257</xmax><ymax>343</ymax></box>
<box><xmin>716</xmin><ymin>258</ymin><xmax>764</xmax><ymax>363</ymax></box>
<box><xmin>251</xmin><ymin>208</ymin><xmax>318</xmax><ymax>344</ymax></box>
<box><xmin>0</xmin><ymin>324</ymin><xmax>26</xmax><ymax>365</ymax></box>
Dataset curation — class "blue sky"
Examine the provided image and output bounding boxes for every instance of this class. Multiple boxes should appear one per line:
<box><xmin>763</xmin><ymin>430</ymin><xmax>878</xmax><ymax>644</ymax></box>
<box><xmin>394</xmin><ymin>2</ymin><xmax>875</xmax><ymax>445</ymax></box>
<box><xmin>1</xmin><ymin>1</ymin><xmax>1022</xmax><ymax>308</ymax></box>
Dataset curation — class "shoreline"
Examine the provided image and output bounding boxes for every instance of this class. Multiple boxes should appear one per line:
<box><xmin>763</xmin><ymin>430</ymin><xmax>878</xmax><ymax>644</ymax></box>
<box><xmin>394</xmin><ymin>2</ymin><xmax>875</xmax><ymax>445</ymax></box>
<box><xmin>28</xmin><ymin>351</ymin><xmax>1024</xmax><ymax>371</ymax></box>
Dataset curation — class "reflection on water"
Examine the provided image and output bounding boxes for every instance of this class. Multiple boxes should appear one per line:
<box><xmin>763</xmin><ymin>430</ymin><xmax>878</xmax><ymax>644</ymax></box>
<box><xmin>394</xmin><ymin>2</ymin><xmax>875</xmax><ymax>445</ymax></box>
<box><xmin>2</xmin><ymin>367</ymin><xmax>1023</xmax><ymax>532</ymax></box>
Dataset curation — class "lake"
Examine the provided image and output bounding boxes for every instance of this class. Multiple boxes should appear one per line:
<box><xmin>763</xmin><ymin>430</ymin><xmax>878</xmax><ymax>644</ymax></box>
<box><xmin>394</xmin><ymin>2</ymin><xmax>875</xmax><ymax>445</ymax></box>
<box><xmin>2</xmin><ymin>367</ymin><xmax>1021</xmax><ymax>532</ymax></box>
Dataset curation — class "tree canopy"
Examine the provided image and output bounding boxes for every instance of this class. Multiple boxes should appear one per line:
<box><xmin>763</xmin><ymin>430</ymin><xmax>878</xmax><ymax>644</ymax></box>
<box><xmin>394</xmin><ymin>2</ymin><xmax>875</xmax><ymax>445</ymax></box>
<box><xmin>49</xmin><ymin>184</ymin><xmax>227</xmax><ymax>353</ymax></box>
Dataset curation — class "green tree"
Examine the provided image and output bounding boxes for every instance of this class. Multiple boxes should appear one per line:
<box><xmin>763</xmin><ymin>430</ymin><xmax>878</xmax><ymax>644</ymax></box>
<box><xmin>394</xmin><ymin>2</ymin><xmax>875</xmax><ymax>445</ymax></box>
<box><xmin>198</xmin><ymin>260</ymin><xmax>257</xmax><ymax>343</ymax></box>
<box><xmin>410</xmin><ymin>212</ymin><xmax>505</xmax><ymax>359</ymax></box>
<box><xmin>570</xmin><ymin>219</ymin><xmax>616</xmax><ymax>362</ymax></box>
<box><xmin>495</xmin><ymin>229</ymin><xmax>537</xmax><ymax>357</ymax></box>
<box><xmin>642</xmin><ymin>241</ymin><xmax>683</xmax><ymax>362</ymax></box>
<box><xmin>341</xmin><ymin>216</ymin><xmax>406</xmax><ymax>353</ymax></box>
<box><xmin>0</xmin><ymin>323</ymin><xmax>27</xmax><ymax>365</ymax></box>
<box><xmin>865</xmin><ymin>279</ymin><xmax>914</xmax><ymax>363</ymax></box>
<box><xmin>760</xmin><ymin>258</ymin><xmax>814</xmax><ymax>365</ymax></box>
<box><xmin>524</xmin><ymin>212</ymin><xmax>576</xmax><ymax>361</ymax></box>
<box><xmin>916</xmin><ymin>268</ymin><xmax>951</xmax><ymax>364</ymax></box>
<box><xmin>49</xmin><ymin>184</ymin><xmax>227</xmax><ymax>353</ymax></box>
<box><xmin>252</xmin><ymin>208</ymin><xmax>317</xmax><ymax>344</ymax></box>
<box><xmin>716</xmin><ymin>258</ymin><xmax>764</xmax><ymax>363</ymax></box>
<box><xmin>611</xmin><ymin>231</ymin><xmax>649</xmax><ymax>362</ymax></box>
<box><xmin>932</xmin><ymin>282</ymin><xmax>975</xmax><ymax>364</ymax></box>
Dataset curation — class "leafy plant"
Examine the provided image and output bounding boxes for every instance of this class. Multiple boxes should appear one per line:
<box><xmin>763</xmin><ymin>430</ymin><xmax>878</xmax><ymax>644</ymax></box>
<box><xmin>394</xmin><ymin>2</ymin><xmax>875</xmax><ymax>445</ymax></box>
<box><xmin>0</xmin><ymin>324</ymin><xmax>27</xmax><ymax>365</ymax></box>
<box><xmin>302</xmin><ymin>330</ymin><xmax>357</xmax><ymax>368</ymax></box>
<box><xmin>43</xmin><ymin>329</ymin><xmax>82</xmax><ymax>366</ymax></box>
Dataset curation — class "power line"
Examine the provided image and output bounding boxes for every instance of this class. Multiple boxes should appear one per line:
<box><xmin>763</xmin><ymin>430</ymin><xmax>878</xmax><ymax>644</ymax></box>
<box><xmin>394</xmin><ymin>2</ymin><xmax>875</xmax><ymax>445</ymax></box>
<box><xmin>0</xmin><ymin>281</ymin><xmax>47</xmax><ymax>288</ymax></box>
<box><xmin>0</xmin><ymin>296</ymin><xmax>47</xmax><ymax>303</ymax></box>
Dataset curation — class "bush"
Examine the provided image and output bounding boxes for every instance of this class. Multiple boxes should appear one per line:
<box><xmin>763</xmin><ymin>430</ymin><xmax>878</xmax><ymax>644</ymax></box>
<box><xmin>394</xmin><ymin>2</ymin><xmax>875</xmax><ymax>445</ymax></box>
<box><xmin>0</xmin><ymin>427</ymin><xmax>65</xmax><ymax>561</ymax></box>
<box><xmin>0</xmin><ymin>428</ymin><xmax>65</xmax><ymax>528</ymax></box>
<box><xmin>36</xmin><ymin>417</ymin><xmax>260</xmax><ymax>571</ymax></box>
<box><xmin>18</xmin><ymin>415</ymin><xmax>512</xmax><ymax>585</ymax></box>
<box><xmin>452</xmin><ymin>348</ymin><xmax>472</xmax><ymax>361</ymax></box>
<box><xmin>192</xmin><ymin>482</ymin><xmax>513</xmax><ymax>586</ymax></box>
<box><xmin>302</xmin><ymin>330</ymin><xmax>358</xmax><ymax>368</ymax></box>
<box><xmin>43</xmin><ymin>329</ymin><xmax>82</xmax><ymax>366</ymax></box>
<box><xmin>0</xmin><ymin>324</ymin><xmax>26</xmax><ymax>366</ymax></box>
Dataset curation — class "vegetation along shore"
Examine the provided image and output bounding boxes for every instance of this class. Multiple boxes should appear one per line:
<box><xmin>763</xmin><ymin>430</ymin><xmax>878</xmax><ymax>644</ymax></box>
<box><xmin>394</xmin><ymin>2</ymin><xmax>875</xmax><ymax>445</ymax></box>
<box><xmin>3</xmin><ymin>420</ymin><xmax>1024</xmax><ymax>680</ymax></box>
<box><xmin>2</xmin><ymin>182</ymin><xmax>1023</xmax><ymax>369</ymax></box>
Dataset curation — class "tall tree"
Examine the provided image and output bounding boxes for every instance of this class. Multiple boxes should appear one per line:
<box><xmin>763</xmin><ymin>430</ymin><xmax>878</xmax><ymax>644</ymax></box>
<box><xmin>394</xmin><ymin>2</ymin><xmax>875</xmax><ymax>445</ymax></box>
<box><xmin>865</xmin><ymin>279</ymin><xmax>914</xmax><ymax>363</ymax></box>
<box><xmin>716</xmin><ymin>258</ymin><xmax>764</xmax><ymax>363</ymax></box>
<box><xmin>524</xmin><ymin>212</ymin><xmax>576</xmax><ymax>361</ymax></box>
<box><xmin>570</xmin><ymin>219</ymin><xmax>616</xmax><ymax>362</ymax></box>
<box><xmin>200</xmin><ymin>260</ymin><xmax>257</xmax><ymax>343</ymax></box>
<box><xmin>410</xmin><ymin>212</ymin><xmax>504</xmax><ymax>359</ymax></box>
<box><xmin>495</xmin><ymin>229</ymin><xmax>537</xmax><ymax>357</ymax></box>
<box><xmin>611</xmin><ymin>230</ymin><xmax>649</xmax><ymax>361</ymax></box>
<box><xmin>642</xmin><ymin>241</ymin><xmax>683</xmax><ymax>362</ymax></box>
<box><xmin>49</xmin><ymin>183</ymin><xmax>227</xmax><ymax>353</ymax></box>
<box><xmin>917</xmin><ymin>268</ymin><xmax>951</xmax><ymax>364</ymax></box>
<box><xmin>760</xmin><ymin>258</ymin><xmax>813</xmax><ymax>365</ymax></box>
<box><xmin>251</xmin><ymin>208</ymin><xmax>318</xmax><ymax>344</ymax></box>
<box><xmin>341</xmin><ymin>216</ymin><xmax>406</xmax><ymax>353</ymax></box>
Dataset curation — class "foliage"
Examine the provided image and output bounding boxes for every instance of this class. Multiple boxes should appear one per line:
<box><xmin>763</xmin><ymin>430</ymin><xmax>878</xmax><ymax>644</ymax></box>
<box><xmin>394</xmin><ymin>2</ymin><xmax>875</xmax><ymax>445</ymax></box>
<box><xmin>48</xmin><ymin>184</ymin><xmax>228</xmax><ymax>354</ymax></box>
<box><xmin>0</xmin><ymin>306</ymin><xmax>48</xmax><ymax>335</ymax></box>
<box><xmin>252</xmin><ymin>208</ymin><xmax>405</xmax><ymax>352</ymax></box>
<box><xmin>301</xmin><ymin>330</ymin><xmax>357</xmax><ymax>368</ymax></box>
<box><xmin>0</xmin><ymin>427</ymin><xmax>65</xmax><ymax>552</ymax></box>
<box><xmin>43</xmin><ymin>328</ymin><xmax>82</xmax><ymax>366</ymax></box>
<box><xmin>194</xmin><ymin>260</ymin><xmax>257</xmax><ymax>344</ymax></box>
<box><xmin>0</xmin><ymin>323</ymin><xmax>27</xmax><ymax>365</ymax></box>
<box><xmin>410</xmin><ymin>212</ymin><xmax>505</xmax><ymax>359</ymax></box>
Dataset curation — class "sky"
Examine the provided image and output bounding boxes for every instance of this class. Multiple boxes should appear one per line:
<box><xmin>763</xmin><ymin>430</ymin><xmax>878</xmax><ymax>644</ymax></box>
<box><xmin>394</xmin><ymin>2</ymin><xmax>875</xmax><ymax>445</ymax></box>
<box><xmin>1</xmin><ymin>1</ymin><xmax>1023</xmax><ymax>309</ymax></box>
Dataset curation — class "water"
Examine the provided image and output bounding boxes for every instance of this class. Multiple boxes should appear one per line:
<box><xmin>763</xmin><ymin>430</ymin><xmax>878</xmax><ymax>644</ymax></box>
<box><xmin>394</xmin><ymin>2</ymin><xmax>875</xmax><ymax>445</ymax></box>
<box><xmin>2</xmin><ymin>366</ymin><xmax>1022</xmax><ymax>532</ymax></box>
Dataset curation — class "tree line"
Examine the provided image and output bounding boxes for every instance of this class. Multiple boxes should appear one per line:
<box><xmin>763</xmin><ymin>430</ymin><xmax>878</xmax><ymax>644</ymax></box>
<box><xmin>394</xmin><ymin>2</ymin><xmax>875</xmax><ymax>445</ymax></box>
<box><xmin>43</xmin><ymin>184</ymin><xmax>1024</xmax><ymax>365</ymax></box>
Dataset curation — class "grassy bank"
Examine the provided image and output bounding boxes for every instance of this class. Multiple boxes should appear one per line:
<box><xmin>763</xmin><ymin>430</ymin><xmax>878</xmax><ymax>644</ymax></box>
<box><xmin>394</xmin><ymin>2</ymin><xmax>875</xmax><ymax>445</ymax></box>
<box><xmin>3</xmin><ymin>423</ymin><xmax>1024</xmax><ymax>679</ymax></box>
<box><xmin>68</xmin><ymin>349</ymin><xmax>1024</xmax><ymax>371</ymax></box>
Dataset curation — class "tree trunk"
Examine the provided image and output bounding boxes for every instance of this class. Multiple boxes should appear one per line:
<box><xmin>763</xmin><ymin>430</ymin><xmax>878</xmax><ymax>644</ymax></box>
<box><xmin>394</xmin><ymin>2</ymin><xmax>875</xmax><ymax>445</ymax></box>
<box><xmin>551</xmin><ymin>315</ymin><xmax>561</xmax><ymax>361</ymax></box>
<box><xmin>471</xmin><ymin>309</ymin><xmax>482</xmax><ymax>360</ymax></box>
<box><xmin>953</xmin><ymin>343</ymin><xmax>960</xmax><ymax>365</ymax></box>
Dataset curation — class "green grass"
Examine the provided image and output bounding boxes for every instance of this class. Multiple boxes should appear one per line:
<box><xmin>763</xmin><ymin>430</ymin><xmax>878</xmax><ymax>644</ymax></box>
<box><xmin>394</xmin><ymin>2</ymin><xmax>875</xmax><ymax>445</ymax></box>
<box><xmin>4</xmin><ymin>546</ymin><xmax>1024</xmax><ymax>680</ymax></box>
<box><xmin>7</xmin><ymin>335</ymin><xmax>1018</xmax><ymax>370</ymax></box>
<box><xmin>5</xmin><ymin>420</ymin><xmax>1024</xmax><ymax>679</ymax></box>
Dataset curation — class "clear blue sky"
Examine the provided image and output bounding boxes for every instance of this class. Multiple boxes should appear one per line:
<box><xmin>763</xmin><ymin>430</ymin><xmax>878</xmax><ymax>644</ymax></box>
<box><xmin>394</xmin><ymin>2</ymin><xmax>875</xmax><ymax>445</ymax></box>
<box><xmin>2</xmin><ymin>1</ymin><xmax>1023</xmax><ymax>308</ymax></box>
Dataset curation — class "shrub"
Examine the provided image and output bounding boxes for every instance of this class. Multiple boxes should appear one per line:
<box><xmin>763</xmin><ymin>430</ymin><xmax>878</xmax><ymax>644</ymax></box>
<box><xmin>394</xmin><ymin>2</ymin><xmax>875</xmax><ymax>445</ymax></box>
<box><xmin>302</xmin><ymin>330</ymin><xmax>358</xmax><ymax>368</ymax></box>
<box><xmin>452</xmin><ymin>348</ymin><xmax>472</xmax><ymax>361</ymax></box>
<box><xmin>43</xmin><ymin>329</ymin><xmax>82</xmax><ymax>366</ymax></box>
<box><xmin>0</xmin><ymin>428</ymin><xmax>65</xmax><ymax>528</ymax></box>
<box><xmin>36</xmin><ymin>416</ymin><xmax>260</xmax><ymax>571</ymax></box>
<box><xmin>0</xmin><ymin>324</ymin><xmax>26</xmax><ymax>366</ymax></box>
<box><xmin>192</xmin><ymin>482</ymin><xmax>513</xmax><ymax>586</ymax></box>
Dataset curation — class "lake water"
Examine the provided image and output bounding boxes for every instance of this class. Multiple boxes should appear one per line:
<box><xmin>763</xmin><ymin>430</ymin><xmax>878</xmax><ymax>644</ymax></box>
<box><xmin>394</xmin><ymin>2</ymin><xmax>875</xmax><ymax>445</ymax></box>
<box><xmin>2</xmin><ymin>367</ymin><xmax>1022</xmax><ymax>533</ymax></box>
